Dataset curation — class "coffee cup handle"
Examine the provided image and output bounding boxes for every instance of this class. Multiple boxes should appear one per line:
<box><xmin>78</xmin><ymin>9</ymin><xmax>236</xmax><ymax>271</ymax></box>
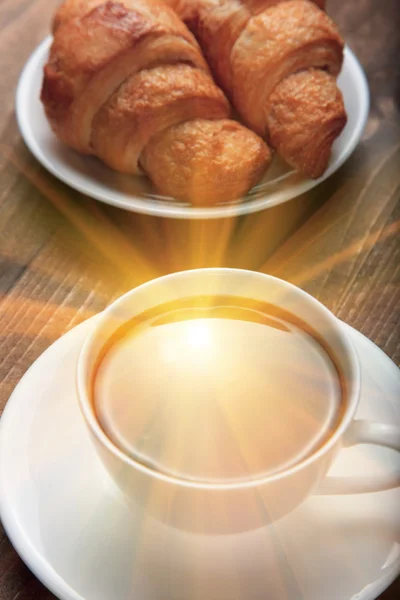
<box><xmin>316</xmin><ymin>420</ymin><xmax>400</xmax><ymax>495</ymax></box>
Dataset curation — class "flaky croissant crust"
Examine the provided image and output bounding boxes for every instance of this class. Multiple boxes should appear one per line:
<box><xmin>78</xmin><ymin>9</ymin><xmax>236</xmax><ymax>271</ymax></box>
<box><xmin>42</xmin><ymin>0</ymin><xmax>207</xmax><ymax>153</ymax></box>
<box><xmin>42</xmin><ymin>0</ymin><xmax>271</xmax><ymax>203</ymax></box>
<box><xmin>231</xmin><ymin>0</ymin><xmax>344</xmax><ymax>136</ymax></box>
<box><xmin>164</xmin><ymin>0</ymin><xmax>347</xmax><ymax>178</ymax></box>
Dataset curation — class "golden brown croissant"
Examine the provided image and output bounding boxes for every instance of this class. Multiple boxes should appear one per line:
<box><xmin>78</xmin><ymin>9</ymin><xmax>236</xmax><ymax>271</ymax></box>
<box><xmin>42</xmin><ymin>0</ymin><xmax>271</xmax><ymax>205</ymax></box>
<box><xmin>165</xmin><ymin>0</ymin><xmax>347</xmax><ymax>179</ymax></box>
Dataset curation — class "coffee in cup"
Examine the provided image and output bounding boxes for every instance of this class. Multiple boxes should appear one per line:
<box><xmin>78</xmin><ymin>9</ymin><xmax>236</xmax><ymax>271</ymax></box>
<box><xmin>78</xmin><ymin>269</ymin><xmax>400</xmax><ymax>534</ymax></box>
<box><xmin>93</xmin><ymin>295</ymin><xmax>347</xmax><ymax>484</ymax></box>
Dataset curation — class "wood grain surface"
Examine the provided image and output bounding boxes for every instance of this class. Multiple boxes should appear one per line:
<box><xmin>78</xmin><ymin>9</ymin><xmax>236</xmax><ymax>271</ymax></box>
<box><xmin>0</xmin><ymin>0</ymin><xmax>399</xmax><ymax>598</ymax></box>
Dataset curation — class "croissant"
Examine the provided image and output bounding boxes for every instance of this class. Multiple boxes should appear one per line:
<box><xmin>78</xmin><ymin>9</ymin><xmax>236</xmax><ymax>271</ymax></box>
<box><xmin>164</xmin><ymin>0</ymin><xmax>347</xmax><ymax>179</ymax></box>
<box><xmin>41</xmin><ymin>0</ymin><xmax>271</xmax><ymax>205</ymax></box>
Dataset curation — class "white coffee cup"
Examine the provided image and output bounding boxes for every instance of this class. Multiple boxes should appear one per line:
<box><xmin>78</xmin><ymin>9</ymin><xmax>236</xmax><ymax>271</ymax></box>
<box><xmin>77</xmin><ymin>269</ymin><xmax>400</xmax><ymax>533</ymax></box>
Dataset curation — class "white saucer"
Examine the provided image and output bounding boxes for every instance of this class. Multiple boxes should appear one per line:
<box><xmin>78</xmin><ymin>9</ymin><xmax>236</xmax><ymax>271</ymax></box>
<box><xmin>16</xmin><ymin>38</ymin><xmax>369</xmax><ymax>219</ymax></box>
<box><xmin>1</xmin><ymin>318</ymin><xmax>399</xmax><ymax>600</ymax></box>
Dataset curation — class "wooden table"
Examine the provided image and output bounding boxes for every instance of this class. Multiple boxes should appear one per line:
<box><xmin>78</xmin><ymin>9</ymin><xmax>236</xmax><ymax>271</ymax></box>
<box><xmin>0</xmin><ymin>0</ymin><xmax>399</xmax><ymax>598</ymax></box>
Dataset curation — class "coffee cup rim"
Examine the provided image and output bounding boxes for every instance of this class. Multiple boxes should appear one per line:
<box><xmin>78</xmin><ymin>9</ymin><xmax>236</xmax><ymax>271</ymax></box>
<box><xmin>77</xmin><ymin>268</ymin><xmax>361</xmax><ymax>491</ymax></box>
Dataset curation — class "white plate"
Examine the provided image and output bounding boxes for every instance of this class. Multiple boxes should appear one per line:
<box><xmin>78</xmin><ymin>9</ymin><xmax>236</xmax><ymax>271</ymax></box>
<box><xmin>0</xmin><ymin>317</ymin><xmax>399</xmax><ymax>600</ymax></box>
<box><xmin>16</xmin><ymin>37</ymin><xmax>369</xmax><ymax>219</ymax></box>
